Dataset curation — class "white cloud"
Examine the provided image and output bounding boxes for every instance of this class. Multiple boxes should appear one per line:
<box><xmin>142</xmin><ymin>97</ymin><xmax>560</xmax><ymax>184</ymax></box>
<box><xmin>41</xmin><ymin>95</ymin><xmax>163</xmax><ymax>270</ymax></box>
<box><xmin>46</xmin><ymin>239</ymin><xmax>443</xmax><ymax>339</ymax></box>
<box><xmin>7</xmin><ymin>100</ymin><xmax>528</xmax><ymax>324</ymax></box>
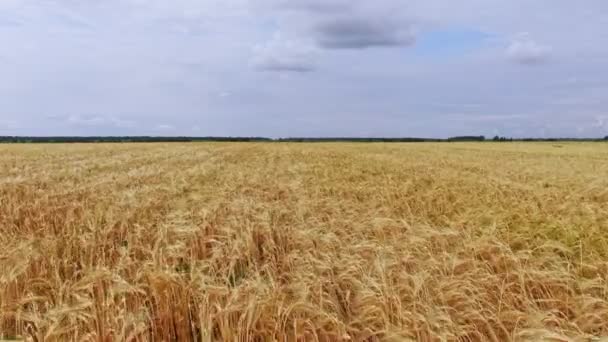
<box><xmin>64</xmin><ymin>115</ymin><xmax>135</xmax><ymax>128</ymax></box>
<box><xmin>155</xmin><ymin>124</ymin><xmax>175</xmax><ymax>131</ymax></box>
<box><xmin>264</xmin><ymin>0</ymin><xmax>352</xmax><ymax>13</ymax></box>
<box><xmin>507</xmin><ymin>34</ymin><xmax>551</xmax><ymax>65</ymax></box>
<box><xmin>252</xmin><ymin>34</ymin><xmax>317</xmax><ymax>72</ymax></box>
<box><xmin>594</xmin><ymin>115</ymin><xmax>608</xmax><ymax>132</ymax></box>
<box><xmin>446</xmin><ymin>114</ymin><xmax>527</xmax><ymax>123</ymax></box>
<box><xmin>67</xmin><ymin>115</ymin><xmax>106</xmax><ymax>126</ymax></box>
<box><xmin>0</xmin><ymin>119</ymin><xmax>20</xmax><ymax>131</ymax></box>
<box><xmin>109</xmin><ymin>117</ymin><xmax>136</xmax><ymax>128</ymax></box>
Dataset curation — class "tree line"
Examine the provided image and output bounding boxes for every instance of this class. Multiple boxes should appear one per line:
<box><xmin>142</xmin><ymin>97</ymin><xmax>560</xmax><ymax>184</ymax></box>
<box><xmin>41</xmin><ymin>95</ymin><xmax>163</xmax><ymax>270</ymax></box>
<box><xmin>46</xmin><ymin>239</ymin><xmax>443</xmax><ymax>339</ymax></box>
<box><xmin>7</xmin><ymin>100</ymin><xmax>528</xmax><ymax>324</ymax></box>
<box><xmin>0</xmin><ymin>136</ymin><xmax>272</xmax><ymax>143</ymax></box>
<box><xmin>0</xmin><ymin>136</ymin><xmax>607</xmax><ymax>143</ymax></box>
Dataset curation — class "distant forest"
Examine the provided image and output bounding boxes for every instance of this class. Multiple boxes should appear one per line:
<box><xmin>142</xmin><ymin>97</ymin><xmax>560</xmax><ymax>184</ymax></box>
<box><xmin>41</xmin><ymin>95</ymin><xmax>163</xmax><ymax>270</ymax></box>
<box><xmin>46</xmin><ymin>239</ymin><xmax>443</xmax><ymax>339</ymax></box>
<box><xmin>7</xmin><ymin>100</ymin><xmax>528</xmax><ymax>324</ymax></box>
<box><xmin>0</xmin><ymin>136</ymin><xmax>607</xmax><ymax>143</ymax></box>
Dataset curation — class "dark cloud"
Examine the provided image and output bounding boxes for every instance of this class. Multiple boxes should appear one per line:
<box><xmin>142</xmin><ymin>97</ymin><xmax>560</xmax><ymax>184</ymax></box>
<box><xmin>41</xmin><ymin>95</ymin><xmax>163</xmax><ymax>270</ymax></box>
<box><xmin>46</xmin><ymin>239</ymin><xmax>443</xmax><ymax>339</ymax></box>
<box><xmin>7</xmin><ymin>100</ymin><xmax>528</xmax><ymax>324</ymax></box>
<box><xmin>313</xmin><ymin>17</ymin><xmax>415</xmax><ymax>49</ymax></box>
<box><xmin>262</xmin><ymin>0</ymin><xmax>415</xmax><ymax>50</ymax></box>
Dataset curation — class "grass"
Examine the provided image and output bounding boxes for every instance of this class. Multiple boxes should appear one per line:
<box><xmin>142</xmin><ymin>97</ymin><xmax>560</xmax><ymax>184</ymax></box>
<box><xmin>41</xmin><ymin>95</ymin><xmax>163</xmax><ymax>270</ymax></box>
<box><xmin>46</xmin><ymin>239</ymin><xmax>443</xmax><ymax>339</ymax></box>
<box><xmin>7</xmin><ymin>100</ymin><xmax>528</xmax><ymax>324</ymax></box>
<box><xmin>1</xmin><ymin>142</ymin><xmax>608</xmax><ymax>341</ymax></box>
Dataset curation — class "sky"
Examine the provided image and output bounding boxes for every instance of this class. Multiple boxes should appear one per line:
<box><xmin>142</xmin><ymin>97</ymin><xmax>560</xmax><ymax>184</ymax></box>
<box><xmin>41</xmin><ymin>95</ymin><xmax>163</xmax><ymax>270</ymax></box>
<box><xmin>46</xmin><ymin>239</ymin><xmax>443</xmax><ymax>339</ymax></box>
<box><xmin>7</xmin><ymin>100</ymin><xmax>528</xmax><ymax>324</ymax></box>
<box><xmin>1</xmin><ymin>0</ymin><xmax>608</xmax><ymax>138</ymax></box>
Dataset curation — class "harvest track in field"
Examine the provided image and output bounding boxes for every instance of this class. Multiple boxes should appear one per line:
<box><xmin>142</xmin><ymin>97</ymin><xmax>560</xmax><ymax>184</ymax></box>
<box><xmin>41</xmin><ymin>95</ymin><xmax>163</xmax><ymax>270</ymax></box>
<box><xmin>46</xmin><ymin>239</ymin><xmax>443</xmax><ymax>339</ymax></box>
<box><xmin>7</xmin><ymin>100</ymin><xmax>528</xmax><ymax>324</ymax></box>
<box><xmin>1</xmin><ymin>142</ymin><xmax>608</xmax><ymax>340</ymax></box>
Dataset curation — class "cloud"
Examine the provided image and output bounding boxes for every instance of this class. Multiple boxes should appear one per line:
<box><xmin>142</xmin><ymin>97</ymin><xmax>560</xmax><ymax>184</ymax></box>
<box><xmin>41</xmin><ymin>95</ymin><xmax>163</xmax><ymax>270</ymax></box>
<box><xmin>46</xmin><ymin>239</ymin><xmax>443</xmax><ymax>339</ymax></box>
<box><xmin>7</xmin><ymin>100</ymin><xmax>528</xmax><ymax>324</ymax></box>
<box><xmin>445</xmin><ymin>114</ymin><xmax>527</xmax><ymax>123</ymax></box>
<box><xmin>313</xmin><ymin>16</ymin><xmax>415</xmax><ymax>49</ymax></box>
<box><xmin>253</xmin><ymin>56</ymin><xmax>315</xmax><ymax>72</ymax></box>
<box><xmin>65</xmin><ymin>115</ymin><xmax>135</xmax><ymax>128</ymax></box>
<box><xmin>0</xmin><ymin>16</ymin><xmax>23</xmax><ymax>27</ymax></box>
<box><xmin>507</xmin><ymin>35</ymin><xmax>551</xmax><ymax>65</ymax></box>
<box><xmin>67</xmin><ymin>114</ymin><xmax>106</xmax><ymax>126</ymax></box>
<box><xmin>154</xmin><ymin>124</ymin><xmax>175</xmax><ymax>131</ymax></box>
<box><xmin>252</xmin><ymin>34</ymin><xmax>317</xmax><ymax>72</ymax></box>
<box><xmin>109</xmin><ymin>117</ymin><xmax>136</xmax><ymax>128</ymax></box>
<box><xmin>263</xmin><ymin>0</ymin><xmax>416</xmax><ymax>50</ymax></box>
<box><xmin>594</xmin><ymin>115</ymin><xmax>608</xmax><ymax>132</ymax></box>
<box><xmin>268</xmin><ymin>0</ymin><xmax>352</xmax><ymax>13</ymax></box>
<box><xmin>0</xmin><ymin>120</ymin><xmax>20</xmax><ymax>131</ymax></box>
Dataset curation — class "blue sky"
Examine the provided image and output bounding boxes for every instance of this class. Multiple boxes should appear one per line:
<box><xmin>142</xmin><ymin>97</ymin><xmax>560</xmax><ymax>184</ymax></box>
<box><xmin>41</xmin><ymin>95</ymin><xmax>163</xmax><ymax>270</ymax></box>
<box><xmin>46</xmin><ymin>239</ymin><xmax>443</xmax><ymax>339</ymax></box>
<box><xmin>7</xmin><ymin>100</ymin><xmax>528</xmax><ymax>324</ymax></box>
<box><xmin>414</xmin><ymin>29</ymin><xmax>492</xmax><ymax>59</ymax></box>
<box><xmin>1</xmin><ymin>0</ymin><xmax>608</xmax><ymax>138</ymax></box>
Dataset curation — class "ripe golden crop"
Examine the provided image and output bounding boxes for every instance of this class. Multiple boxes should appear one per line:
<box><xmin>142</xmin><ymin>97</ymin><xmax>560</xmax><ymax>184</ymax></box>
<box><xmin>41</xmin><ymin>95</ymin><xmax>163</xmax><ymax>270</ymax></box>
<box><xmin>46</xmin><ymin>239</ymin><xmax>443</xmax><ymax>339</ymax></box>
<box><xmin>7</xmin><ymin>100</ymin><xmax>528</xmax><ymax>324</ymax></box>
<box><xmin>1</xmin><ymin>142</ymin><xmax>607</xmax><ymax>341</ymax></box>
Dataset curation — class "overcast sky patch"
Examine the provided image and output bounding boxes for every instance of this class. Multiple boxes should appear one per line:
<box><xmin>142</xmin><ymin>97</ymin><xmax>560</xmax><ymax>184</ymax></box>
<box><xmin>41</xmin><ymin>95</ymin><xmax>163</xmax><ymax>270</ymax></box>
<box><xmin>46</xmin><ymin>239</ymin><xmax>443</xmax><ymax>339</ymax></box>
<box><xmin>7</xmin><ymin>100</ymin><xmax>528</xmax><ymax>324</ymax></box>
<box><xmin>0</xmin><ymin>0</ymin><xmax>607</xmax><ymax>137</ymax></box>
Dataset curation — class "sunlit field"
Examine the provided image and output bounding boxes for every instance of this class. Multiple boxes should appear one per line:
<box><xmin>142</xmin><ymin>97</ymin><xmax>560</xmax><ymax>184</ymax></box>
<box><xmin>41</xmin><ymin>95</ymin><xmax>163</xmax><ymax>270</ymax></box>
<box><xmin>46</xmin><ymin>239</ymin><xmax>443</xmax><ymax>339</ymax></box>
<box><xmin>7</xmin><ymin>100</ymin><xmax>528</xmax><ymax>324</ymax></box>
<box><xmin>1</xmin><ymin>142</ymin><xmax>608</xmax><ymax>341</ymax></box>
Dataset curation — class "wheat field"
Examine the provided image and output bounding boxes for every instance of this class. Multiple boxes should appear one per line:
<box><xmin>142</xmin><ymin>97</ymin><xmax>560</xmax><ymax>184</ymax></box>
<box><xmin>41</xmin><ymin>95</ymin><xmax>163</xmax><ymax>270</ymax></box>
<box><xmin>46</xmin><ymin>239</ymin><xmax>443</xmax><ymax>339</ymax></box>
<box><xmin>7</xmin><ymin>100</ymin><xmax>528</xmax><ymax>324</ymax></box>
<box><xmin>1</xmin><ymin>142</ymin><xmax>607</xmax><ymax>341</ymax></box>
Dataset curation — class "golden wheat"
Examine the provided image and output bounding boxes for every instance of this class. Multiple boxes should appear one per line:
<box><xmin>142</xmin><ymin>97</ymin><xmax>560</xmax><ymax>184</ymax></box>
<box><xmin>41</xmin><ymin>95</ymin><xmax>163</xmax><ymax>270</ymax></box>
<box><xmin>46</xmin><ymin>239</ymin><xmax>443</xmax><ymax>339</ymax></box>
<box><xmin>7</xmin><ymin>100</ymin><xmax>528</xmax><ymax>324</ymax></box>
<box><xmin>1</xmin><ymin>142</ymin><xmax>608</xmax><ymax>341</ymax></box>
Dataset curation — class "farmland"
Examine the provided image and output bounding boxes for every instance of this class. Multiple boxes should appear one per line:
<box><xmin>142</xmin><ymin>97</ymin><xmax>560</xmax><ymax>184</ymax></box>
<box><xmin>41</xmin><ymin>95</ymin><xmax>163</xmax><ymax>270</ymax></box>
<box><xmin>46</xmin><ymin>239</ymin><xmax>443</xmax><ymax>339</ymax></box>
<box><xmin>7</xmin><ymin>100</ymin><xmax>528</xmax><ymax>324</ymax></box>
<box><xmin>1</xmin><ymin>142</ymin><xmax>608</xmax><ymax>341</ymax></box>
